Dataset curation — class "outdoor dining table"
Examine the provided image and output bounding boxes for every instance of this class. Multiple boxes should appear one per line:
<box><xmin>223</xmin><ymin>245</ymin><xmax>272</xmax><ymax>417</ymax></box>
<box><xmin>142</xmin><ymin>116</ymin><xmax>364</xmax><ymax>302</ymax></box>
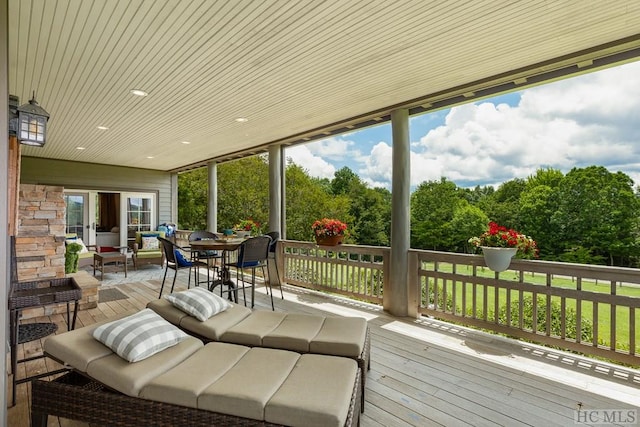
<box><xmin>189</xmin><ymin>238</ymin><xmax>246</xmax><ymax>301</ymax></box>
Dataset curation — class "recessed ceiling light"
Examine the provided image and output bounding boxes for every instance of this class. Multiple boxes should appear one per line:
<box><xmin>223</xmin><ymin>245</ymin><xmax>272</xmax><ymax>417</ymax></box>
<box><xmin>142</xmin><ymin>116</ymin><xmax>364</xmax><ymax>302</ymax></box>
<box><xmin>235</xmin><ymin>117</ymin><xmax>249</xmax><ymax>123</ymax></box>
<box><xmin>146</xmin><ymin>156</ymin><xmax>154</xmax><ymax>159</ymax></box>
<box><xmin>76</xmin><ymin>146</ymin><xmax>86</xmax><ymax>150</ymax></box>
<box><xmin>130</xmin><ymin>89</ymin><xmax>148</xmax><ymax>97</ymax></box>
<box><xmin>97</xmin><ymin>126</ymin><xmax>109</xmax><ymax>130</ymax></box>
<box><xmin>181</xmin><ymin>141</ymin><xmax>191</xmax><ymax>145</ymax></box>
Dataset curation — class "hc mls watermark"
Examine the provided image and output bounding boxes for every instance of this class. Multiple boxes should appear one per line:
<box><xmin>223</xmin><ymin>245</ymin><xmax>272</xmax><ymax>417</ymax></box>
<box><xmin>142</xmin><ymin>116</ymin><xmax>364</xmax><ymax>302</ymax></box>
<box><xmin>575</xmin><ymin>409</ymin><xmax>638</xmax><ymax>425</ymax></box>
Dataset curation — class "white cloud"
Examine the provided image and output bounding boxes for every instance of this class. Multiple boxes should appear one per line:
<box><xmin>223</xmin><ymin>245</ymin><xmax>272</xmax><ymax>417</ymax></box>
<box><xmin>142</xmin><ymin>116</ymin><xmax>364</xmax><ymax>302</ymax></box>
<box><xmin>410</xmin><ymin>60</ymin><xmax>640</xmax><ymax>187</ymax></box>
<box><xmin>305</xmin><ymin>137</ymin><xmax>359</xmax><ymax>160</ymax></box>
<box><xmin>285</xmin><ymin>144</ymin><xmax>336</xmax><ymax>179</ymax></box>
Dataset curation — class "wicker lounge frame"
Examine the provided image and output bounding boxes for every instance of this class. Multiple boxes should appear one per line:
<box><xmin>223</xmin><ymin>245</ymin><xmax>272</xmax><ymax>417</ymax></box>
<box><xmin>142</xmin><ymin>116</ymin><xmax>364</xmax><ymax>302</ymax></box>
<box><xmin>31</xmin><ymin>368</ymin><xmax>361</xmax><ymax>427</ymax></box>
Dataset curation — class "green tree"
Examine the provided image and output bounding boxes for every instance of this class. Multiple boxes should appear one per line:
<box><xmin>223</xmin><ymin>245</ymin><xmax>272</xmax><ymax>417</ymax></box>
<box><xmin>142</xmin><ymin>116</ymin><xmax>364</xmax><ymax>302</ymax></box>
<box><xmin>285</xmin><ymin>162</ymin><xmax>352</xmax><ymax>241</ymax></box>
<box><xmin>177</xmin><ymin>168</ymin><xmax>208</xmax><ymax>230</ymax></box>
<box><xmin>217</xmin><ymin>156</ymin><xmax>270</xmax><ymax>231</ymax></box>
<box><xmin>411</xmin><ymin>178</ymin><xmax>463</xmax><ymax>250</ymax></box>
<box><xmin>518</xmin><ymin>185</ymin><xmax>560</xmax><ymax>258</ymax></box>
<box><xmin>330</xmin><ymin>167</ymin><xmax>390</xmax><ymax>246</ymax></box>
<box><xmin>449</xmin><ymin>201</ymin><xmax>489</xmax><ymax>253</ymax></box>
<box><xmin>479</xmin><ymin>178</ymin><xmax>526</xmax><ymax>229</ymax></box>
<box><xmin>551</xmin><ymin>166</ymin><xmax>640</xmax><ymax>266</ymax></box>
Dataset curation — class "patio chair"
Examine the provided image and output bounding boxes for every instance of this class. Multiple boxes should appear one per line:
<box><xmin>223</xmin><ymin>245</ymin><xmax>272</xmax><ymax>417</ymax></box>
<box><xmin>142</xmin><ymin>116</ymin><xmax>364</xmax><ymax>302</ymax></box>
<box><xmin>265</xmin><ymin>231</ymin><xmax>284</xmax><ymax>301</ymax></box>
<box><xmin>132</xmin><ymin>231</ymin><xmax>165</xmax><ymax>269</ymax></box>
<box><xmin>225</xmin><ymin>235</ymin><xmax>273</xmax><ymax>309</ymax></box>
<box><xmin>188</xmin><ymin>230</ymin><xmax>222</xmax><ymax>286</ymax></box>
<box><xmin>158</xmin><ymin>237</ymin><xmax>209</xmax><ymax>298</ymax></box>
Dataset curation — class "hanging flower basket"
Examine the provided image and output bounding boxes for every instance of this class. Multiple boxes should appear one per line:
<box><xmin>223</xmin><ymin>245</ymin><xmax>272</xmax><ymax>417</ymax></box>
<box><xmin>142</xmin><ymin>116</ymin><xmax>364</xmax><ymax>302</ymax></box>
<box><xmin>469</xmin><ymin>222</ymin><xmax>538</xmax><ymax>272</ymax></box>
<box><xmin>312</xmin><ymin>218</ymin><xmax>347</xmax><ymax>246</ymax></box>
<box><xmin>481</xmin><ymin>246</ymin><xmax>517</xmax><ymax>272</ymax></box>
<box><xmin>315</xmin><ymin>235</ymin><xmax>344</xmax><ymax>246</ymax></box>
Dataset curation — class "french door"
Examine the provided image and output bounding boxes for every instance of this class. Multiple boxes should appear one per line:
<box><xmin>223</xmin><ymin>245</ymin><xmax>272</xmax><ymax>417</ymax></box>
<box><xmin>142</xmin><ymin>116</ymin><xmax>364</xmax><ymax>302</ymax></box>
<box><xmin>63</xmin><ymin>192</ymin><xmax>93</xmax><ymax>243</ymax></box>
<box><xmin>121</xmin><ymin>193</ymin><xmax>157</xmax><ymax>247</ymax></box>
<box><xmin>63</xmin><ymin>190</ymin><xmax>156</xmax><ymax>248</ymax></box>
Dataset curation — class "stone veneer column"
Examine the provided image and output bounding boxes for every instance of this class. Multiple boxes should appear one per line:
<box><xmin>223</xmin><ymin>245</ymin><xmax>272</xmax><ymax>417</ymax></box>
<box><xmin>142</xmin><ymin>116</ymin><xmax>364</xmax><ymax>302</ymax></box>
<box><xmin>16</xmin><ymin>184</ymin><xmax>66</xmax><ymax>280</ymax></box>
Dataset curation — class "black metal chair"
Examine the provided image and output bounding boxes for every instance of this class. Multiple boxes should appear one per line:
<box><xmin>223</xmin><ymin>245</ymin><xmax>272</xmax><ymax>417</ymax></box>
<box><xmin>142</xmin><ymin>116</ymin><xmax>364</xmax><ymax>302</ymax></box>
<box><xmin>225</xmin><ymin>235</ymin><xmax>274</xmax><ymax>309</ymax></box>
<box><xmin>158</xmin><ymin>237</ymin><xmax>209</xmax><ymax>298</ymax></box>
<box><xmin>188</xmin><ymin>230</ymin><xmax>222</xmax><ymax>287</ymax></box>
<box><xmin>265</xmin><ymin>231</ymin><xmax>284</xmax><ymax>301</ymax></box>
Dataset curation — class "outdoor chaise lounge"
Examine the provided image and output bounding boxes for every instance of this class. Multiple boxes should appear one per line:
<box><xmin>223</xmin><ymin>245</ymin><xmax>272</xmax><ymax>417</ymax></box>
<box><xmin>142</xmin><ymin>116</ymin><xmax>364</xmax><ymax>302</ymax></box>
<box><xmin>34</xmin><ymin>309</ymin><xmax>361</xmax><ymax>427</ymax></box>
<box><xmin>146</xmin><ymin>292</ymin><xmax>371</xmax><ymax>412</ymax></box>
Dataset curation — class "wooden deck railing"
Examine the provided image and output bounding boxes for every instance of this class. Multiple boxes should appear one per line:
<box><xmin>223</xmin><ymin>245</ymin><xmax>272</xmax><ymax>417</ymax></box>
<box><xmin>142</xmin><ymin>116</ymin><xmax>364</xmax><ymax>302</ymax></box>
<box><xmin>177</xmin><ymin>232</ymin><xmax>638</xmax><ymax>365</ymax></box>
<box><xmin>410</xmin><ymin>250</ymin><xmax>640</xmax><ymax>366</ymax></box>
<box><xmin>279</xmin><ymin>240</ymin><xmax>387</xmax><ymax>305</ymax></box>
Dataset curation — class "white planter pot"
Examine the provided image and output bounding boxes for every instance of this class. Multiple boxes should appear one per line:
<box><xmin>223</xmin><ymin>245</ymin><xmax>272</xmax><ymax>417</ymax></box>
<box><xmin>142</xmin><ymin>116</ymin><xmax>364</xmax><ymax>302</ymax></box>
<box><xmin>481</xmin><ymin>246</ymin><xmax>517</xmax><ymax>272</ymax></box>
<box><xmin>235</xmin><ymin>231</ymin><xmax>251</xmax><ymax>238</ymax></box>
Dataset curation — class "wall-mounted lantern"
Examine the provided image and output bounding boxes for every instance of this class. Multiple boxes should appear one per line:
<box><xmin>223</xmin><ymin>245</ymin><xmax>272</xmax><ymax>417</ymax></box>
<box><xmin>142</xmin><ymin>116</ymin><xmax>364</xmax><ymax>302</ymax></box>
<box><xmin>10</xmin><ymin>92</ymin><xmax>50</xmax><ymax>147</ymax></box>
<box><xmin>17</xmin><ymin>93</ymin><xmax>50</xmax><ymax>146</ymax></box>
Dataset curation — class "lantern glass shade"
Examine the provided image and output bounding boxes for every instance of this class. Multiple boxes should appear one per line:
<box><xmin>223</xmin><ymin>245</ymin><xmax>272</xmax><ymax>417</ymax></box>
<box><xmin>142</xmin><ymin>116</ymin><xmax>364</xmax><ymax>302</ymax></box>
<box><xmin>17</xmin><ymin>95</ymin><xmax>49</xmax><ymax>147</ymax></box>
<box><xmin>19</xmin><ymin>113</ymin><xmax>46</xmax><ymax>145</ymax></box>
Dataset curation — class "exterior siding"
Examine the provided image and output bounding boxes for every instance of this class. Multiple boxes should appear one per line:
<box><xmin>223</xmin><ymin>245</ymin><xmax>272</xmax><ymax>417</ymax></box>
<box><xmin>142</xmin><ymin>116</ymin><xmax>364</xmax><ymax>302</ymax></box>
<box><xmin>20</xmin><ymin>157</ymin><xmax>173</xmax><ymax>225</ymax></box>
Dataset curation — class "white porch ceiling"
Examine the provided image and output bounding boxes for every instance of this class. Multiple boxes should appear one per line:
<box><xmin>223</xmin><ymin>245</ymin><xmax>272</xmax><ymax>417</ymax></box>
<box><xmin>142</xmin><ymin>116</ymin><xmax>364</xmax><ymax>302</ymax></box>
<box><xmin>9</xmin><ymin>0</ymin><xmax>640</xmax><ymax>172</ymax></box>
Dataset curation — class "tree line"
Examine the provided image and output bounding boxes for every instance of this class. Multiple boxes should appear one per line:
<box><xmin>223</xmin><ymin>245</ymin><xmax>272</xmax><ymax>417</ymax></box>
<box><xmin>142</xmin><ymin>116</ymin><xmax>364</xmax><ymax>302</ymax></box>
<box><xmin>178</xmin><ymin>157</ymin><xmax>640</xmax><ymax>267</ymax></box>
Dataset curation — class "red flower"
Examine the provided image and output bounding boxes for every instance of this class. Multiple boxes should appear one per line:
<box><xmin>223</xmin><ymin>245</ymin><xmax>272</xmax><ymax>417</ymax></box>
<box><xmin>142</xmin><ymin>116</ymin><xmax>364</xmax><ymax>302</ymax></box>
<box><xmin>468</xmin><ymin>222</ymin><xmax>538</xmax><ymax>258</ymax></box>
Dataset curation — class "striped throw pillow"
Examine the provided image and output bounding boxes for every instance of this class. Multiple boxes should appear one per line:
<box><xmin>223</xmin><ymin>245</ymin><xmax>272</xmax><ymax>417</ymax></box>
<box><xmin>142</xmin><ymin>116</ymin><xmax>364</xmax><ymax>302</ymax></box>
<box><xmin>165</xmin><ymin>287</ymin><xmax>231</xmax><ymax>321</ymax></box>
<box><xmin>92</xmin><ymin>309</ymin><xmax>188</xmax><ymax>362</ymax></box>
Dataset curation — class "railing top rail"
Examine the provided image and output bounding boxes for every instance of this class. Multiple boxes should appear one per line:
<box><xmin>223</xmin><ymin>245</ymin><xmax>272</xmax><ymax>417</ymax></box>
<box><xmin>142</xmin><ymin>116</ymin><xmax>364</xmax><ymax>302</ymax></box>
<box><xmin>282</xmin><ymin>240</ymin><xmax>389</xmax><ymax>256</ymax></box>
<box><xmin>412</xmin><ymin>249</ymin><xmax>640</xmax><ymax>284</ymax></box>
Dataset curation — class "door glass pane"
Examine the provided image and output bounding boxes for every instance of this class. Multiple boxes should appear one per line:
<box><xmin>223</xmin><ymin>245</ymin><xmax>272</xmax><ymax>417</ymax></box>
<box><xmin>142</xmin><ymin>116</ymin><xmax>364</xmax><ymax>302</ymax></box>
<box><xmin>64</xmin><ymin>195</ymin><xmax>85</xmax><ymax>237</ymax></box>
<box><xmin>127</xmin><ymin>196</ymin><xmax>153</xmax><ymax>240</ymax></box>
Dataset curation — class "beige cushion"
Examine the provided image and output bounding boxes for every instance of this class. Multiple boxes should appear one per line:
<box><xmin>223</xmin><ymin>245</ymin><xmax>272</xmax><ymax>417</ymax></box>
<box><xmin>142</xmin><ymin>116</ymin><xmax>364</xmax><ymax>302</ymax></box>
<box><xmin>180</xmin><ymin>303</ymin><xmax>252</xmax><ymax>340</ymax></box>
<box><xmin>141</xmin><ymin>342</ymin><xmax>249</xmax><ymax>408</ymax></box>
<box><xmin>146</xmin><ymin>298</ymin><xmax>190</xmax><ymax>325</ymax></box>
<box><xmin>310</xmin><ymin>316</ymin><xmax>367</xmax><ymax>358</ymax></box>
<box><xmin>198</xmin><ymin>347</ymin><xmax>299</xmax><ymax>420</ymax></box>
<box><xmin>265</xmin><ymin>354</ymin><xmax>357</xmax><ymax>427</ymax></box>
<box><xmin>87</xmin><ymin>336</ymin><xmax>203</xmax><ymax>397</ymax></box>
<box><xmin>262</xmin><ymin>314</ymin><xmax>325</xmax><ymax>353</ymax></box>
<box><xmin>44</xmin><ymin>322</ymin><xmax>113</xmax><ymax>372</ymax></box>
<box><xmin>219</xmin><ymin>311</ymin><xmax>286</xmax><ymax>346</ymax></box>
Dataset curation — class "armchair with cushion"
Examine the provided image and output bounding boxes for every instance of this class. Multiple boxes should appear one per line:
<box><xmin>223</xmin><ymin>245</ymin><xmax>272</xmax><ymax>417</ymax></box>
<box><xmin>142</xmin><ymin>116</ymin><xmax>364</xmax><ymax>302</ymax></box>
<box><xmin>132</xmin><ymin>231</ymin><xmax>165</xmax><ymax>269</ymax></box>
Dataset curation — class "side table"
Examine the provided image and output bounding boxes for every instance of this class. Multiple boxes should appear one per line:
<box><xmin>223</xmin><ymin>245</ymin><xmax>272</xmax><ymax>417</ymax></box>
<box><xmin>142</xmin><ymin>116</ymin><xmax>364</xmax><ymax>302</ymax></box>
<box><xmin>8</xmin><ymin>277</ymin><xmax>82</xmax><ymax>406</ymax></box>
<box><xmin>93</xmin><ymin>251</ymin><xmax>128</xmax><ymax>280</ymax></box>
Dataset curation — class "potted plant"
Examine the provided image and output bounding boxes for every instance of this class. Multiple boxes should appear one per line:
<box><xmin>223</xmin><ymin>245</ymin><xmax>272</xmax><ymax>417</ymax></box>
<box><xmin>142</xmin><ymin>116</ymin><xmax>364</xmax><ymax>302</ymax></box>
<box><xmin>234</xmin><ymin>218</ymin><xmax>261</xmax><ymax>237</ymax></box>
<box><xmin>65</xmin><ymin>242</ymin><xmax>83</xmax><ymax>274</ymax></box>
<box><xmin>468</xmin><ymin>222</ymin><xmax>537</xmax><ymax>272</ymax></box>
<box><xmin>312</xmin><ymin>218</ymin><xmax>348</xmax><ymax>246</ymax></box>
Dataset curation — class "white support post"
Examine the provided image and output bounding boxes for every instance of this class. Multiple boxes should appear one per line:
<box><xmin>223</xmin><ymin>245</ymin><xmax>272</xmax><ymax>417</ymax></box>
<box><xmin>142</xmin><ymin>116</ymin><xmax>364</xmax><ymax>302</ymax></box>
<box><xmin>207</xmin><ymin>161</ymin><xmax>217</xmax><ymax>232</ymax></box>
<box><xmin>386</xmin><ymin>109</ymin><xmax>415</xmax><ymax>317</ymax></box>
<box><xmin>268</xmin><ymin>145</ymin><xmax>282</xmax><ymax>235</ymax></box>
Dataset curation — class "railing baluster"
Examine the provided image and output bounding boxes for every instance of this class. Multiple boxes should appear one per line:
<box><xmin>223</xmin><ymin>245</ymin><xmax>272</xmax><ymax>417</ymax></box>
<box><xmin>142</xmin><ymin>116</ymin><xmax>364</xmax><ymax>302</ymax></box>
<box><xmin>610</xmin><ymin>280</ymin><xmax>616</xmax><ymax>351</ymax></box>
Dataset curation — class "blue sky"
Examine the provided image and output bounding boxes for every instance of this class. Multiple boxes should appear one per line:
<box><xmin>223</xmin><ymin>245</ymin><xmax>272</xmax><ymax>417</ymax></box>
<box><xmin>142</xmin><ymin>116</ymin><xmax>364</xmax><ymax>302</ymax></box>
<box><xmin>285</xmin><ymin>60</ymin><xmax>640</xmax><ymax>191</ymax></box>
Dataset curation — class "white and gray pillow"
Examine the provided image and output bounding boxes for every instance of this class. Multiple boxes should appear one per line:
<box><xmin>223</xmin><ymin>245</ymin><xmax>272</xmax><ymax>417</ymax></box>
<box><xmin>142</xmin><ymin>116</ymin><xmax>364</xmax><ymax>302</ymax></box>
<box><xmin>92</xmin><ymin>308</ymin><xmax>188</xmax><ymax>362</ymax></box>
<box><xmin>165</xmin><ymin>287</ymin><xmax>231</xmax><ymax>321</ymax></box>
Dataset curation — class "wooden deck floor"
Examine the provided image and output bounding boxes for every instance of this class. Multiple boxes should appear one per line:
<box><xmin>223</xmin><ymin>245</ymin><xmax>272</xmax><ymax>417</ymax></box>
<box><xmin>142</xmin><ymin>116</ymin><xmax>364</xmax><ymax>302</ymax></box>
<box><xmin>8</xmin><ymin>270</ymin><xmax>640</xmax><ymax>426</ymax></box>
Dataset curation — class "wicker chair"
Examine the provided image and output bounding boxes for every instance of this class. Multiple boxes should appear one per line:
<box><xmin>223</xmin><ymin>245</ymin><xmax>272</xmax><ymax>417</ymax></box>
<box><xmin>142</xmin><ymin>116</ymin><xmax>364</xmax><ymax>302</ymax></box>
<box><xmin>264</xmin><ymin>231</ymin><xmax>284</xmax><ymax>301</ymax></box>
<box><xmin>225</xmin><ymin>235</ymin><xmax>273</xmax><ymax>309</ymax></box>
<box><xmin>132</xmin><ymin>231</ymin><xmax>165</xmax><ymax>269</ymax></box>
<box><xmin>188</xmin><ymin>230</ymin><xmax>222</xmax><ymax>287</ymax></box>
<box><xmin>157</xmin><ymin>237</ymin><xmax>209</xmax><ymax>298</ymax></box>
